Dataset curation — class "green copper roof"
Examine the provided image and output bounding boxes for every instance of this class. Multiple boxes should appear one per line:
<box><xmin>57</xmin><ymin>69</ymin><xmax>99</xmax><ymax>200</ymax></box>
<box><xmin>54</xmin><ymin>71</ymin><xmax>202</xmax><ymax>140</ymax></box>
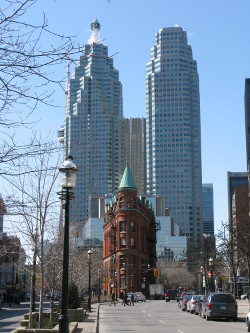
<box><xmin>118</xmin><ymin>162</ymin><xmax>137</xmax><ymax>191</ymax></box>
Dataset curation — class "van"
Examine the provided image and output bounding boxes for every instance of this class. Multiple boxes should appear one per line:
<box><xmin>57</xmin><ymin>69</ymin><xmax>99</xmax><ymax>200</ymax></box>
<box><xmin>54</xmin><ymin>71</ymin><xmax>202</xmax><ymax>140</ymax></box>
<box><xmin>165</xmin><ymin>289</ymin><xmax>179</xmax><ymax>302</ymax></box>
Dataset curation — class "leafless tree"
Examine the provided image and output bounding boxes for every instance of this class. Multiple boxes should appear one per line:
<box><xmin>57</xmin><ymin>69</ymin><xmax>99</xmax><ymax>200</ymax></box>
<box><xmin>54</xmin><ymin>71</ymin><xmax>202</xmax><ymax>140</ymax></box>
<box><xmin>5</xmin><ymin>135</ymin><xmax>60</xmax><ymax>328</ymax></box>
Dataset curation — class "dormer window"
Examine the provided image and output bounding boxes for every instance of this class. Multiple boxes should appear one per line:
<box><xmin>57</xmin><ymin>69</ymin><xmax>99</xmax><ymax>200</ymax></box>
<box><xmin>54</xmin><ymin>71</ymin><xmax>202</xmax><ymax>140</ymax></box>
<box><xmin>130</xmin><ymin>196</ymin><xmax>136</xmax><ymax>208</ymax></box>
<box><xmin>119</xmin><ymin>196</ymin><xmax>125</xmax><ymax>208</ymax></box>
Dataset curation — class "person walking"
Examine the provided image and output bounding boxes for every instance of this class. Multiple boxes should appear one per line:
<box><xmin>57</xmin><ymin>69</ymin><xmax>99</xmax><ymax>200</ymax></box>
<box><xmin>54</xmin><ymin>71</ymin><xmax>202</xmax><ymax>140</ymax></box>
<box><xmin>110</xmin><ymin>292</ymin><xmax>116</xmax><ymax>306</ymax></box>
<box><xmin>131</xmin><ymin>292</ymin><xmax>135</xmax><ymax>306</ymax></box>
<box><xmin>122</xmin><ymin>291</ymin><xmax>127</xmax><ymax>306</ymax></box>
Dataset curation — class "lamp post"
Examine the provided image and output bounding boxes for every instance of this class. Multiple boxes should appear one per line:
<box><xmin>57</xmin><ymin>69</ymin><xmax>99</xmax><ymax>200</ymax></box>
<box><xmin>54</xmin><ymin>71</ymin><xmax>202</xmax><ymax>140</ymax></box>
<box><xmin>98</xmin><ymin>269</ymin><xmax>101</xmax><ymax>303</ymax></box>
<box><xmin>209</xmin><ymin>258</ymin><xmax>214</xmax><ymax>292</ymax></box>
<box><xmin>88</xmin><ymin>249</ymin><xmax>93</xmax><ymax>312</ymax></box>
<box><xmin>58</xmin><ymin>155</ymin><xmax>77</xmax><ymax>333</ymax></box>
<box><xmin>115</xmin><ymin>271</ymin><xmax>117</xmax><ymax>300</ymax></box>
<box><xmin>200</xmin><ymin>266</ymin><xmax>204</xmax><ymax>294</ymax></box>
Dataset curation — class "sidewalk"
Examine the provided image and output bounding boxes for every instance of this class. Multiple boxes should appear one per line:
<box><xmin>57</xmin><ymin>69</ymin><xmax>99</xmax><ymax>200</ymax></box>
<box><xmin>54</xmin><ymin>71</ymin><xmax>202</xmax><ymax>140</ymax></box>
<box><xmin>237</xmin><ymin>299</ymin><xmax>249</xmax><ymax>321</ymax></box>
<box><xmin>76</xmin><ymin>302</ymin><xmax>99</xmax><ymax>333</ymax></box>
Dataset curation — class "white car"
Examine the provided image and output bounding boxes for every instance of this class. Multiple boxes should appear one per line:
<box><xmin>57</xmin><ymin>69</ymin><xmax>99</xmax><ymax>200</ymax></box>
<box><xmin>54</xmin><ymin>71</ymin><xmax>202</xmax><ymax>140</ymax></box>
<box><xmin>136</xmin><ymin>292</ymin><xmax>146</xmax><ymax>302</ymax></box>
<box><xmin>187</xmin><ymin>295</ymin><xmax>202</xmax><ymax>313</ymax></box>
<box><xmin>247</xmin><ymin>310</ymin><xmax>250</xmax><ymax>332</ymax></box>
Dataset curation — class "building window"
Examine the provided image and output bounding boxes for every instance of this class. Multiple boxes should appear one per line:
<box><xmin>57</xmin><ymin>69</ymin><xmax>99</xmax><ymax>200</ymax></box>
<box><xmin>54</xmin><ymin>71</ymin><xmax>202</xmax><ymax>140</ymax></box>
<box><xmin>119</xmin><ymin>196</ymin><xmax>125</xmax><ymax>208</ymax></box>
<box><xmin>130</xmin><ymin>221</ymin><xmax>135</xmax><ymax>232</ymax></box>
<box><xmin>120</xmin><ymin>221</ymin><xmax>126</xmax><ymax>232</ymax></box>
<box><xmin>130</xmin><ymin>237</ymin><xmax>135</xmax><ymax>249</ymax></box>
<box><xmin>130</xmin><ymin>197</ymin><xmax>136</xmax><ymax>208</ymax></box>
<box><xmin>130</xmin><ymin>275</ymin><xmax>135</xmax><ymax>288</ymax></box>
<box><xmin>120</xmin><ymin>237</ymin><xmax>126</xmax><ymax>248</ymax></box>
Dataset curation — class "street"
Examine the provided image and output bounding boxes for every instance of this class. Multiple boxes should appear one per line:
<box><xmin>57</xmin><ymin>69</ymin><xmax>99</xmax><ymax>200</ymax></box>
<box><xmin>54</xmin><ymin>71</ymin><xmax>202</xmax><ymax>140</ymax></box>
<box><xmin>0</xmin><ymin>301</ymin><xmax>50</xmax><ymax>333</ymax></box>
<box><xmin>99</xmin><ymin>300</ymin><xmax>246</xmax><ymax>333</ymax></box>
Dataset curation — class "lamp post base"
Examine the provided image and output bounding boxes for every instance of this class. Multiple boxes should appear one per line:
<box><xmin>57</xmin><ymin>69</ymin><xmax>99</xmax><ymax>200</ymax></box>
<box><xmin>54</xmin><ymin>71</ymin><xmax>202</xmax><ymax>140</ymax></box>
<box><xmin>58</xmin><ymin>314</ymin><xmax>69</xmax><ymax>333</ymax></box>
<box><xmin>88</xmin><ymin>297</ymin><xmax>92</xmax><ymax>312</ymax></box>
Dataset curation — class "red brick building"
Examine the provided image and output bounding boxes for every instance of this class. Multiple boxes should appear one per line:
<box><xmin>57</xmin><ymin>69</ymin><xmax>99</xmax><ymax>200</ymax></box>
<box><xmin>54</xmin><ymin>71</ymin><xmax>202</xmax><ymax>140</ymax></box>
<box><xmin>103</xmin><ymin>163</ymin><xmax>156</xmax><ymax>297</ymax></box>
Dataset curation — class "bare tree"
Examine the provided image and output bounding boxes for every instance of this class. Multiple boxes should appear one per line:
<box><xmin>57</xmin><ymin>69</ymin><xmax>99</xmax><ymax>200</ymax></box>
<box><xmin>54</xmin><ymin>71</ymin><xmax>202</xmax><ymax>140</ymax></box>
<box><xmin>5</xmin><ymin>135</ymin><xmax>60</xmax><ymax>328</ymax></box>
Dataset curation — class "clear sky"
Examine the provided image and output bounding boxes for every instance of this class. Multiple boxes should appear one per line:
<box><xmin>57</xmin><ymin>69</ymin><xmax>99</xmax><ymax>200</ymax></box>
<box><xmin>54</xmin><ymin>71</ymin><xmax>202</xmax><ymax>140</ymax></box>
<box><xmin>21</xmin><ymin>0</ymin><xmax>250</xmax><ymax>234</ymax></box>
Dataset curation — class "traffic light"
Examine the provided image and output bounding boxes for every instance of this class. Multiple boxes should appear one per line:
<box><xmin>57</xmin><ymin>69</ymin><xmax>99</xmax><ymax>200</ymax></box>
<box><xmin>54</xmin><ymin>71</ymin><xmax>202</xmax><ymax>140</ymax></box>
<box><xmin>154</xmin><ymin>268</ymin><xmax>157</xmax><ymax>278</ymax></box>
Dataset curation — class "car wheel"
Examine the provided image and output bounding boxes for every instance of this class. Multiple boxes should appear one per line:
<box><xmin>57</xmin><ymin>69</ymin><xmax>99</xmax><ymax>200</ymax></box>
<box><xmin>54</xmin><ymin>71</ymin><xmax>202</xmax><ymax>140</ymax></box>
<box><xmin>206</xmin><ymin>312</ymin><xmax>210</xmax><ymax>321</ymax></box>
<box><xmin>248</xmin><ymin>319</ymin><xmax>250</xmax><ymax>332</ymax></box>
<box><xmin>232</xmin><ymin>316</ymin><xmax>237</xmax><ymax>322</ymax></box>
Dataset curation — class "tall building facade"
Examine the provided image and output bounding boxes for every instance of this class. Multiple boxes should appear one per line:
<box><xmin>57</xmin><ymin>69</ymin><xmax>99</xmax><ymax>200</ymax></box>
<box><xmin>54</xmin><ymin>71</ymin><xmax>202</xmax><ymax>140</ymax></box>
<box><xmin>202</xmin><ymin>184</ymin><xmax>214</xmax><ymax>236</ymax></box>
<box><xmin>227</xmin><ymin>171</ymin><xmax>248</xmax><ymax>224</ymax></box>
<box><xmin>63</xmin><ymin>18</ymin><xmax>123</xmax><ymax>223</ymax></box>
<box><xmin>123</xmin><ymin>118</ymin><xmax>146</xmax><ymax>196</ymax></box>
<box><xmin>146</xmin><ymin>26</ymin><xmax>203</xmax><ymax>244</ymax></box>
<box><xmin>103</xmin><ymin>163</ymin><xmax>156</xmax><ymax>296</ymax></box>
<box><xmin>245</xmin><ymin>78</ymin><xmax>250</xmax><ymax>167</ymax></box>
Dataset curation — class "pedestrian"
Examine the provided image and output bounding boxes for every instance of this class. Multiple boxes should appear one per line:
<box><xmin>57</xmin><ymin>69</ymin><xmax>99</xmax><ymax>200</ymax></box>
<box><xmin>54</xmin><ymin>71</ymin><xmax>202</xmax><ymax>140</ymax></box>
<box><xmin>110</xmin><ymin>292</ymin><xmax>115</xmax><ymax>306</ymax></box>
<box><xmin>122</xmin><ymin>291</ymin><xmax>127</xmax><ymax>306</ymax></box>
<box><xmin>131</xmin><ymin>292</ymin><xmax>135</xmax><ymax>306</ymax></box>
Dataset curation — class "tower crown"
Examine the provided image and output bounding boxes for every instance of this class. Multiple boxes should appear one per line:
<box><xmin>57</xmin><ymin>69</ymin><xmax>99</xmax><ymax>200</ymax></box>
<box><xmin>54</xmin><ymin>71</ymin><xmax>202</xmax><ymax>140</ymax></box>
<box><xmin>119</xmin><ymin>162</ymin><xmax>137</xmax><ymax>191</ymax></box>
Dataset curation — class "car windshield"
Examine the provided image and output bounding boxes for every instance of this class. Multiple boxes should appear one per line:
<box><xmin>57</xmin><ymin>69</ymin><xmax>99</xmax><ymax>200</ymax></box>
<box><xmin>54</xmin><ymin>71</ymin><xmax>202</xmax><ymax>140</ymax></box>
<box><xmin>193</xmin><ymin>295</ymin><xmax>202</xmax><ymax>300</ymax></box>
<box><xmin>211</xmin><ymin>294</ymin><xmax>235</xmax><ymax>303</ymax></box>
<box><xmin>184</xmin><ymin>295</ymin><xmax>192</xmax><ymax>300</ymax></box>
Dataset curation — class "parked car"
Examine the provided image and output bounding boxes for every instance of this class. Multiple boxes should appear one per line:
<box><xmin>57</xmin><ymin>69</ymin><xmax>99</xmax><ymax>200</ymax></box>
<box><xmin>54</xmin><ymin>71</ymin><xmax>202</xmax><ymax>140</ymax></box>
<box><xmin>195</xmin><ymin>295</ymin><xmax>206</xmax><ymax>316</ymax></box>
<box><xmin>178</xmin><ymin>292</ymin><xmax>192</xmax><ymax>307</ymax></box>
<box><xmin>165</xmin><ymin>289</ymin><xmax>179</xmax><ymax>302</ymax></box>
<box><xmin>135</xmin><ymin>292</ymin><xmax>146</xmax><ymax>302</ymax></box>
<box><xmin>187</xmin><ymin>295</ymin><xmax>202</xmax><ymax>313</ymax></box>
<box><xmin>202</xmin><ymin>292</ymin><xmax>237</xmax><ymax>321</ymax></box>
<box><xmin>246</xmin><ymin>310</ymin><xmax>250</xmax><ymax>332</ymax></box>
<box><xmin>181</xmin><ymin>294</ymin><xmax>192</xmax><ymax>311</ymax></box>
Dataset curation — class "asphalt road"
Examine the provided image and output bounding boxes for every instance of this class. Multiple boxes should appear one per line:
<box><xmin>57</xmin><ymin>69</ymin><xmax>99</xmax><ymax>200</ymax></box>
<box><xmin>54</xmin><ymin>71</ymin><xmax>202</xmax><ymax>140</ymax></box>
<box><xmin>99</xmin><ymin>300</ymin><xmax>247</xmax><ymax>333</ymax></box>
<box><xmin>0</xmin><ymin>301</ymin><xmax>50</xmax><ymax>333</ymax></box>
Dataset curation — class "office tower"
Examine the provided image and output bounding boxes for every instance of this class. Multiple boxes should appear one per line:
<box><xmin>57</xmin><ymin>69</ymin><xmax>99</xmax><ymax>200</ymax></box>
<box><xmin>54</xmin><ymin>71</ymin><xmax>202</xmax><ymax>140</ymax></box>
<box><xmin>63</xmin><ymin>18</ymin><xmax>123</xmax><ymax>223</ymax></box>
<box><xmin>202</xmin><ymin>184</ymin><xmax>214</xmax><ymax>236</ymax></box>
<box><xmin>146</xmin><ymin>26</ymin><xmax>203</xmax><ymax>244</ymax></box>
<box><xmin>227</xmin><ymin>171</ymin><xmax>248</xmax><ymax>224</ymax></box>
<box><xmin>245</xmin><ymin>79</ymin><xmax>250</xmax><ymax>167</ymax></box>
<box><xmin>123</xmin><ymin>118</ymin><xmax>146</xmax><ymax>196</ymax></box>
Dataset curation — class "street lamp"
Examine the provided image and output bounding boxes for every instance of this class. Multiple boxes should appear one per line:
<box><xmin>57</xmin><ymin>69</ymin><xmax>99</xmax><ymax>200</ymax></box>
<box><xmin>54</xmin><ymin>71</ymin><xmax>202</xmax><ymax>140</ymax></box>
<box><xmin>58</xmin><ymin>155</ymin><xmax>77</xmax><ymax>333</ymax></box>
<box><xmin>115</xmin><ymin>271</ymin><xmax>117</xmax><ymax>300</ymax></box>
<box><xmin>209</xmin><ymin>258</ymin><xmax>214</xmax><ymax>292</ymax></box>
<box><xmin>200</xmin><ymin>266</ymin><xmax>204</xmax><ymax>294</ymax></box>
<box><xmin>98</xmin><ymin>269</ymin><xmax>101</xmax><ymax>303</ymax></box>
<box><xmin>88</xmin><ymin>249</ymin><xmax>93</xmax><ymax>312</ymax></box>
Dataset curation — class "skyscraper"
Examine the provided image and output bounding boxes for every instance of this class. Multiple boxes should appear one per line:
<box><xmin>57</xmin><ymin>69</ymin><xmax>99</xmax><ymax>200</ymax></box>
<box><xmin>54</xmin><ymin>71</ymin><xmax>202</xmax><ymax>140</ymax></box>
<box><xmin>202</xmin><ymin>184</ymin><xmax>214</xmax><ymax>236</ymax></box>
<box><xmin>123</xmin><ymin>118</ymin><xmax>146</xmax><ymax>196</ymax></box>
<box><xmin>64</xmin><ymin>18</ymin><xmax>123</xmax><ymax>223</ymax></box>
<box><xmin>146</xmin><ymin>26</ymin><xmax>203</xmax><ymax>244</ymax></box>
<box><xmin>245</xmin><ymin>78</ymin><xmax>250</xmax><ymax>167</ymax></box>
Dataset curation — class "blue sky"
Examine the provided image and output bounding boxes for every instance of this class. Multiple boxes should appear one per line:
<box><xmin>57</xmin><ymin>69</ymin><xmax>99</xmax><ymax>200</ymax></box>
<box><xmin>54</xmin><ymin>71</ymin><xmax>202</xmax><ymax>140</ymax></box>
<box><xmin>23</xmin><ymin>0</ymin><xmax>250</xmax><ymax>233</ymax></box>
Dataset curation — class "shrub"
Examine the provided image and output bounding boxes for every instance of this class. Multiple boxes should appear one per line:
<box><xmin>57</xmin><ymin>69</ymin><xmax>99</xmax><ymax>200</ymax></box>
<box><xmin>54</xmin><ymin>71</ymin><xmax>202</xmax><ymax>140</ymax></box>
<box><xmin>68</xmin><ymin>281</ymin><xmax>81</xmax><ymax>309</ymax></box>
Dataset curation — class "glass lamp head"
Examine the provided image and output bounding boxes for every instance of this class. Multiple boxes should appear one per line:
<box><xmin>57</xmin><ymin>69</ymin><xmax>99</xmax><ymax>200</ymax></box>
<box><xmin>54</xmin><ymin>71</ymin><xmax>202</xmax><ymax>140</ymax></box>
<box><xmin>59</xmin><ymin>155</ymin><xmax>77</xmax><ymax>188</ymax></box>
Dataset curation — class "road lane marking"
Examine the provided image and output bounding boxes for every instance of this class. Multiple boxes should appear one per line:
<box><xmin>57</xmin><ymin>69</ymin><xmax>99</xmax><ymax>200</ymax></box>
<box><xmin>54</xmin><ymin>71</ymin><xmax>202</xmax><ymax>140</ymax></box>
<box><xmin>148</xmin><ymin>314</ymin><xmax>152</xmax><ymax>317</ymax></box>
<box><xmin>159</xmin><ymin>320</ymin><xmax>165</xmax><ymax>324</ymax></box>
<box><xmin>178</xmin><ymin>331</ymin><xmax>184</xmax><ymax>333</ymax></box>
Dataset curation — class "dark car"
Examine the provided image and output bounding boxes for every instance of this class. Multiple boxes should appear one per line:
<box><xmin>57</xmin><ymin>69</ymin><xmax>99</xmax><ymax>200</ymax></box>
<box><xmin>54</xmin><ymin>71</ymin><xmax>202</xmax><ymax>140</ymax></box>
<box><xmin>181</xmin><ymin>294</ymin><xmax>192</xmax><ymax>311</ymax></box>
<box><xmin>202</xmin><ymin>292</ymin><xmax>237</xmax><ymax>321</ymax></box>
<box><xmin>194</xmin><ymin>295</ymin><xmax>206</xmax><ymax>316</ymax></box>
<box><xmin>165</xmin><ymin>289</ymin><xmax>179</xmax><ymax>302</ymax></box>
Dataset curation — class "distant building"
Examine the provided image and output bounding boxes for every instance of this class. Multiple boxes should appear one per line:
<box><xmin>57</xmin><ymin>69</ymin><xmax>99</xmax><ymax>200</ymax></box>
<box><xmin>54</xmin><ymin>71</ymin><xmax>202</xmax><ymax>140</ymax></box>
<box><xmin>146</xmin><ymin>26</ymin><xmax>203</xmax><ymax>245</ymax></box>
<box><xmin>202</xmin><ymin>184</ymin><xmax>214</xmax><ymax>236</ymax></box>
<box><xmin>123</xmin><ymin>118</ymin><xmax>146</xmax><ymax>196</ymax></box>
<box><xmin>62</xmin><ymin>18</ymin><xmax>123</xmax><ymax>223</ymax></box>
<box><xmin>227</xmin><ymin>172</ymin><xmax>248</xmax><ymax>224</ymax></box>
<box><xmin>146</xmin><ymin>195</ymin><xmax>188</xmax><ymax>262</ymax></box>
<box><xmin>245</xmin><ymin>78</ymin><xmax>250</xmax><ymax>169</ymax></box>
<box><xmin>103</xmin><ymin>163</ymin><xmax>157</xmax><ymax>296</ymax></box>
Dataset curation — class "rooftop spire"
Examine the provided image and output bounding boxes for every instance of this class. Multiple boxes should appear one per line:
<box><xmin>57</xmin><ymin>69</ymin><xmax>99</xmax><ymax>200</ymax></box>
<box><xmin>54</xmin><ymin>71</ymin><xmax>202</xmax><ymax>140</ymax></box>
<box><xmin>89</xmin><ymin>17</ymin><xmax>101</xmax><ymax>43</ymax></box>
<box><xmin>118</xmin><ymin>162</ymin><xmax>137</xmax><ymax>191</ymax></box>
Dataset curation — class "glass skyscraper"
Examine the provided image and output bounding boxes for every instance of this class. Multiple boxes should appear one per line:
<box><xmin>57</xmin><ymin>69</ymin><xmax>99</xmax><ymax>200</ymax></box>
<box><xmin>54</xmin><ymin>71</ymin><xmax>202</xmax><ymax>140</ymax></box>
<box><xmin>146</xmin><ymin>26</ymin><xmax>203</xmax><ymax>244</ymax></box>
<box><xmin>202</xmin><ymin>184</ymin><xmax>214</xmax><ymax>236</ymax></box>
<box><xmin>64</xmin><ymin>18</ymin><xmax>123</xmax><ymax>223</ymax></box>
